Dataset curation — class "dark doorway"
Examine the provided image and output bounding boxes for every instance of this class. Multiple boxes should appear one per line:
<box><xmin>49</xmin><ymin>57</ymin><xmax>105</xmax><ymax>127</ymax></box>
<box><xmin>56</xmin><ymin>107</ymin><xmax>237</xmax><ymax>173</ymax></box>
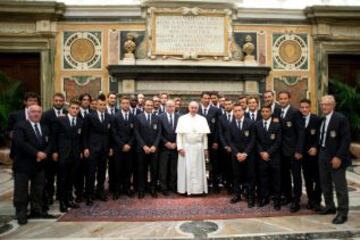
<box><xmin>0</xmin><ymin>52</ymin><xmax>41</xmax><ymax>94</ymax></box>
<box><xmin>328</xmin><ymin>54</ymin><xmax>360</xmax><ymax>91</ymax></box>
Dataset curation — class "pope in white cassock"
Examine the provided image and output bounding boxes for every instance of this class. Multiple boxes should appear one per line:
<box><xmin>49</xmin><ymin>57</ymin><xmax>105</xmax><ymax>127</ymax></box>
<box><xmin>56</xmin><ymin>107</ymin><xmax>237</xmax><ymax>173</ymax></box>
<box><xmin>176</xmin><ymin>101</ymin><xmax>210</xmax><ymax>195</ymax></box>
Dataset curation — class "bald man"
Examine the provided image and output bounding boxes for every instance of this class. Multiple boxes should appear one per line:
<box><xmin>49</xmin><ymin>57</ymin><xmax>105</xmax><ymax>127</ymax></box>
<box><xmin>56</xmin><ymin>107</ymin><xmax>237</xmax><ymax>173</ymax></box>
<box><xmin>13</xmin><ymin>105</ymin><xmax>54</xmax><ymax>225</ymax></box>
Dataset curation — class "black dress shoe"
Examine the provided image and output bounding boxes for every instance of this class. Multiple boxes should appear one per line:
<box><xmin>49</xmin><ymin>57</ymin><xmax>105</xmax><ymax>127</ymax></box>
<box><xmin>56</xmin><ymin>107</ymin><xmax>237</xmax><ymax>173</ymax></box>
<box><xmin>75</xmin><ymin>196</ymin><xmax>83</xmax><ymax>203</ymax></box>
<box><xmin>213</xmin><ymin>186</ymin><xmax>220</xmax><ymax>194</ymax></box>
<box><xmin>230</xmin><ymin>195</ymin><xmax>241</xmax><ymax>204</ymax></box>
<box><xmin>138</xmin><ymin>192</ymin><xmax>145</xmax><ymax>199</ymax></box>
<box><xmin>274</xmin><ymin>201</ymin><xmax>281</xmax><ymax>211</ymax></box>
<box><xmin>248</xmin><ymin>198</ymin><xmax>255</xmax><ymax>208</ymax></box>
<box><xmin>41</xmin><ymin>213</ymin><xmax>56</xmax><ymax>219</ymax></box>
<box><xmin>281</xmin><ymin>196</ymin><xmax>291</xmax><ymax>206</ymax></box>
<box><xmin>97</xmin><ymin>193</ymin><xmax>108</xmax><ymax>201</ymax></box>
<box><xmin>112</xmin><ymin>193</ymin><xmax>119</xmax><ymax>200</ymax></box>
<box><xmin>28</xmin><ymin>212</ymin><xmax>42</xmax><ymax>219</ymax></box>
<box><xmin>151</xmin><ymin>190</ymin><xmax>158</xmax><ymax>198</ymax></box>
<box><xmin>126</xmin><ymin>189</ymin><xmax>134</xmax><ymax>198</ymax></box>
<box><xmin>312</xmin><ymin>203</ymin><xmax>322</xmax><ymax>212</ymax></box>
<box><xmin>60</xmin><ymin>202</ymin><xmax>68</xmax><ymax>213</ymax></box>
<box><xmin>17</xmin><ymin>217</ymin><xmax>27</xmax><ymax>225</ymax></box>
<box><xmin>162</xmin><ymin>190</ymin><xmax>169</xmax><ymax>196</ymax></box>
<box><xmin>259</xmin><ymin>198</ymin><xmax>270</xmax><ymax>207</ymax></box>
<box><xmin>332</xmin><ymin>214</ymin><xmax>348</xmax><ymax>224</ymax></box>
<box><xmin>86</xmin><ymin>198</ymin><xmax>94</xmax><ymax>206</ymax></box>
<box><xmin>290</xmin><ymin>201</ymin><xmax>300</xmax><ymax>213</ymax></box>
<box><xmin>320</xmin><ymin>207</ymin><xmax>336</xmax><ymax>215</ymax></box>
<box><xmin>67</xmin><ymin>201</ymin><xmax>80</xmax><ymax>209</ymax></box>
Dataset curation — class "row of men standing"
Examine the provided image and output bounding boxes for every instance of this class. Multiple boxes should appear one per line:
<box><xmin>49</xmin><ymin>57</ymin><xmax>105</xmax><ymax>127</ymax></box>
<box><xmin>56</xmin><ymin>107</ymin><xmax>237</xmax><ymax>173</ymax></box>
<box><xmin>7</xmin><ymin>90</ymin><xmax>351</xmax><ymax>225</ymax></box>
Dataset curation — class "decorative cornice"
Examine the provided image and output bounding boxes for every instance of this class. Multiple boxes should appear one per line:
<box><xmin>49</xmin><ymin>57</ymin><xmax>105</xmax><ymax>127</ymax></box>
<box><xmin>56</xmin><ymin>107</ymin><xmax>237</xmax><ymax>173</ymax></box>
<box><xmin>0</xmin><ymin>1</ymin><xmax>65</xmax><ymax>21</ymax></box>
<box><xmin>305</xmin><ymin>6</ymin><xmax>360</xmax><ymax>24</ymax></box>
<box><xmin>235</xmin><ymin>8</ymin><xmax>307</xmax><ymax>24</ymax></box>
<box><xmin>63</xmin><ymin>5</ymin><xmax>142</xmax><ymax>20</ymax></box>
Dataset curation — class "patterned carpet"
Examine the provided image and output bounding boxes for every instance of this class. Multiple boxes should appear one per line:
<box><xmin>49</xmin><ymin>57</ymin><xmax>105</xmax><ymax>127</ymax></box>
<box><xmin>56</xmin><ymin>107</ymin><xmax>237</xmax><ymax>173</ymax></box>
<box><xmin>59</xmin><ymin>192</ymin><xmax>314</xmax><ymax>222</ymax></box>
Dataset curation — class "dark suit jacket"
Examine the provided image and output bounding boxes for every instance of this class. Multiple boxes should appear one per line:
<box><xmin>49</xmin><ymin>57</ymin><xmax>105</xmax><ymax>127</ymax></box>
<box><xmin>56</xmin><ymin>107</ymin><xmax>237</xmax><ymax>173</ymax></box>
<box><xmin>272</xmin><ymin>102</ymin><xmax>281</xmax><ymax>118</ymax></box>
<box><xmin>158</xmin><ymin>112</ymin><xmax>179</xmax><ymax>148</ymax></box>
<box><xmin>130</xmin><ymin>107</ymin><xmax>143</xmax><ymax>116</ymax></box>
<box><xmin>198</xmin><ymin>105</ymin><xmax>220</xmax><ymax>145</ymax></box>
<box><xmin>255</xmin><ymin>119</ymin><xmax>282</xmax><ymax>159</ymax></box>
<box><xmin>134</xmin><ymin>113</ymin><xmax>161</xmax><ymax>151</ymax></box>
<box><xmin>279</xmin><ymin>106</ymin><xmax>305</xmax><ymax>157</ymax></box>
<box><xmin>52</xmin><ymin>116</ymin><xmax>84</xmax><ymax>161</ymax></box>
<box><xmin>303</xmin><ymin>114</ymin><xmax>322</xmax><ymax>152</ymax></box>
<box><xmin>226</xmin><ymin>118</ymin><xmax>256</xmax><ymax>157</ymax></box>
<box><xmin>7</xmin><ymin>109</ymin><xmax>27</xmax><ymax>158</ymax></box>
<box><xmin>112</xmin><ymin>111</ymin><xmax>135</xmax><ymax>152</ymax></box>
<box><xmin>78</xmin><ymin>108</ymin><xmax>94</xmax><ymax>120</ymax></box>
<box><xmin>218</xmin><ymin>113</ymin><xmax>232</xmax><ymax>148</ymax></box>
<box><xmin>13</xmin><ymin>121</ymin><xmax>52</xmax><ymax>175</ymax></box>
<box><xmin>83</xmin><ymin>111</ymin><xmax>112</xmax><ymax>152</ymax></box>
<box><xmin>176</xmin><ymin>107</ymin><xmax>188</xmax><ymax>115</ymax></box>
<box><xmin>245</xmin><ymin>110</ymin><xmax>262</xmax><ymax>121</ymax></box>
<box><xmin>321</xmin><ymin>111</ymin><xmax>351</xmax><ymax>167</ymax></box>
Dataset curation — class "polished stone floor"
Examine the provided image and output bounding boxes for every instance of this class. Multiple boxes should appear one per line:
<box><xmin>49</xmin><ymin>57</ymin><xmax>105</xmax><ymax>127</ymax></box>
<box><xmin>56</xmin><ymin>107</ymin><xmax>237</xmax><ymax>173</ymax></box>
<box><xmin>1</xmin><ymin>162</ymin><xmax>360</xmax><ymax>240</ymax></box>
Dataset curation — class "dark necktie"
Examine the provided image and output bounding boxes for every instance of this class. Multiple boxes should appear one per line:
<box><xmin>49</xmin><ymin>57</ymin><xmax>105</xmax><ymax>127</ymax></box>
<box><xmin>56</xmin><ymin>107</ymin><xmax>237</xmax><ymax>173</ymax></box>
<box><xmin>101</xmin><ymin>113</ymin><xmax>104</xmax><ymax>122</ymax></box>
<box><xmin>34</xmin><ymin>123</ymin><xmax>42</xmax><ymax>143</ymax></box>
<box><xmin>169</xmin><ymin>114</ymin><xmax>174</xmax><ymax>130</ymax></box>
<box><xmin>85</xmin><ymin>109</ymin><xmax>88</xmax><ymax>116</ymax></box>
<box><xmin>125</xmin><ymin>112</ymin><xmax>128</xmax><ymax>121</ymax></box>
<box><xmin>72</xmin><ymin>117</ymin><xmax>76</xmax><ymax>127</ymax></box>
<box><xmin>264</xmin><ymin>121</ymin><xmax>267</xmax><ymax>131</ymax></box>
<box><xmin>237</xmin><ymin>120</ymin><xmax>242</xmax><ymax>130</ymax></box>
<box><xmin>132</xmin><ymin>109</ymin><xmax>135</xmax><ymax>115</ymax></box>
<box><xmin>57</xmin><ymin>110</ymin><xmax>61</xmax><ymax>116</ymax></box>
<box><xmin>147</xmin><ymin>114</ymin><xmax>151</xmax><ymax>125</ymax></box>
<box><xmin>111</xmin><ymin>109</ymin><xmax>114</xmax><ymax>115</ymax></box>
<box><xmin>251</xmin><ymin>113</ymin><xmax>255</xmax><ymax>121</ymax></box>
<box><xmin>203</xmin><ymin>108</ymin><xmax>207</xmax><ymax>116</ymax></box>
<box><xmin>280</xmin><ymin>109</ymin><xmax>285</xmax><ymax>119</ymax></box>
<box><xmin>319</xmin><ymin>119</ymin><xmax>326</xmax><ymax>146</ymax></box>
<box><xmin>227</xmin><ymin>113</ymin><xmax>230</xmax><ymax>122</ymax></box>
<box><xmin>304</xmin><ymin>116</ymin><xmax>307</xmax><ymax>128</ymax></box>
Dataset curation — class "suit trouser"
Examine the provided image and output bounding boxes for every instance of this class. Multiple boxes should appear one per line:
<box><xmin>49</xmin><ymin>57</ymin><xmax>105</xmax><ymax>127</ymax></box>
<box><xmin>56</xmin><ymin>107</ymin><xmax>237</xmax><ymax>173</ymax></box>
<box><xmin>58</xmin><ymin>155</ymin><xmax>78</xmax><ymax>203</ymax></box>
<box><xmin>302</xmin><ymin>153</ymin><xmax>321</xmax><ymax>204</ymax></box>
<box><xmin>44</xmin><ymin>159</ymin><xmax>58</xmax><ymax>201</ymax></box>
<box><xmin>86</xmin><ymin>149</ymin><xmax>107</xmax><ymax>197</ymax></box>
<box><xmin>114</xmin><ymin>150</ymin><xmax>133</xmax><ymax>193</ymax></box>
<box><xmin>159</xmin><ymin>149</ymin><xmax>178</xmax><ymax>191</ymax></box>
<box><xmin>232</xmin><ymin>156</ymin><xmax>255</xmax><ymax>198</ymax></box>
<box><xmin>74</xmin><ymin>157</ymin><xmax>87</xmax><ymax>198</ymax></box>
<box><xmin>281</xmin><ymin>154</ymin><xmax>302</xmax><ymax>202</ymax></box>
<box><xmin>137</xmin><ymin>151</ymin><xmax>158</xmax><ymax>192</ymax></box>
<box><xmin>221</xmin><ymin>149</ymin><xmax>233</xmax><ymax>187</ymax></box>
<box><xmin>209</xmin><ymin>147</ymin><xmax>220</xmax><ymax>187</ymax></box>
<box><xmin>14</xmin><ymin>171</ymin><xmax>45</xmax><ymax>218</ymax></box>
<box><xmin>319</xmin><ymin>149</ymin><xmax>349</xmax><ymax>216</ymax></box>
<box><xmin>108</xmin><ymin>154</ymin><xmax>116</xmax><ymax>193</ymax></box>
<box><xmin>258</xmin><ymin>156</ymin><xmax>281</xmax><ymax>201</ymax></box>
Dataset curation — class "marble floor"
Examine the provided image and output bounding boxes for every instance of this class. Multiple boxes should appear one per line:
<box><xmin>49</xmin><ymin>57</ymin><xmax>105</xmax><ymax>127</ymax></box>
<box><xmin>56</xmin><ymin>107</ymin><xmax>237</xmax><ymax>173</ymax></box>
<box><xmin>1</xmin><ymin>162</ymin><xmax>360</xmax><ymax>240</ymax></box>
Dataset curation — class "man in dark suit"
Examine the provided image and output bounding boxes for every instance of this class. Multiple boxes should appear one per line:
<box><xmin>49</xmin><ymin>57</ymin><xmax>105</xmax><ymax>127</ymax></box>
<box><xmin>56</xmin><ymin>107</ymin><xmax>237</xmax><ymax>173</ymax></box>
<box><xmin>318</xmin><ymin>95</ymin><xmax>351</xmax><ymax>224</ymax></box>
<box><xmin>106</xmin><ymin>92</ymin><xmax>119</xmax><ymax>195</ymax></box>
<box><xmin>41</xmin><ymin>92</ymin><xmax>67</xmax><ymax>207</ymax></box>
<box><xmin>75</xmin><ymin>93</ymin><xmax>93</xmax><ymax>202</ymax></box>
<box><xmin>152</xmin><ymin>95</ymin><xmax>163</xmax><ymax>115</ymax></box>
<box><xmin>12</xmin><ymin>105</ymin><xmax>54</xmax><ymax>225</ymax></box>
<box><xmin>158</xmin><ymin>100</ymin><xmax>179</xmax><ymax>195</ymax></box>
<box><xmin>277</xmin><ymin>90</ymin><xmax>305</xmax><ymax>212</ymax></box>
<box><xmin>112</xmin><ymin>96</ymin><xmax>135</xmax><ymax>199</ymax></box>
<box><xmin>83</xmin><ymin>94</ymin><xmax>113</xmax><ymax>206</ymax></box>
<box><xmin>7</xmin><ymin>92</ymin><xmax>40</xmax><ymax>160</ymax></box>
<box><xmin>130</xmin><ymin>94</ymin><xmax>143</xmax><ymax>115</ymax></box>
<box><xmin>159</xmin><ymin>92</ymin><xmax>169</xmax><ymax>113</ymax></box>
<box><xmin>218</xmin><ymin>98</ymin><xmax>234</xmax><ymax>192</ymax></box>
<box><xmin>263</xmin><ymin>90</ymin><xmax>281</xmax><ymax>117</ymax></box>
<box><xmin>254</xmin><ymin>105</ymin><xmax>282</xmax><ymax>210</ymax></box>
<box><xmin>174</xmin><ymin>97</ymin><xmax>187</xmax><ymax>115</ymax></box>
<box><xmin>134</xmin><ymin>99</ymin><xmax>161</xmax><ymax>199</ymax></box>
<box><xmin>299</xmin><ymin>99</ymin><xmax>322</xmax><ymax>211</ymax></box>
<box><xmin>52</xmin><ymin>100</ymin><xmax>82</xmax><ymax>212</ymax></box>
<box><xmin>227</xmin><ymin>103</ymin><xmax>256</xmax><ymax>207</ymax></box>
<box><xmin>198</xmin><ymin>91</ymin><xmax>221</xmax><ymax>193</ymax></box>
<box><xmin>245</xmin><ymin>96</ymin><xmax>262</xmax><ymax>121</ymax></box>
